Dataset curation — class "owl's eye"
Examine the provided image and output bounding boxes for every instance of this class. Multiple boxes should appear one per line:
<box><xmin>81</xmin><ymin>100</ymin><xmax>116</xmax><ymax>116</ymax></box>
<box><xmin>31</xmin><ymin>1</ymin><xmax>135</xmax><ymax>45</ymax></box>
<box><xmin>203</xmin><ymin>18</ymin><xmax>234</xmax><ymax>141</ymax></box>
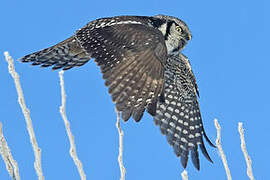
<box><xmin>175</xmin><ymin>26</ymin><xmax>182</xmax><ymax>33</ymax></box>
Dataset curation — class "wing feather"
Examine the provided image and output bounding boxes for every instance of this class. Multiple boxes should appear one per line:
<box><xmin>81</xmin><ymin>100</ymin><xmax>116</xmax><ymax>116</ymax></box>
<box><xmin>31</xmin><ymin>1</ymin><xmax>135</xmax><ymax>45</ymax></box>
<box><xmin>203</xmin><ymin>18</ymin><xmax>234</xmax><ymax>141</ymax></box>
<box><xmin>19</xmin><ymin>36</ymin><xmax>91</xmax><ymax>70</ymax></box>
<box><xmin>76</xmin><ymin>21</ymin><xmax>168</xmax><ymax>122</ymax></box>
<box><xmin>19</xmin><ymin>16</ymin><xmax>167</xmax><ymax>122</ymax></box>
<box><xmin>147</xmin><ymin>60</ymin><xmax>164</xmax><ymax>116</ymax></box>
<box><xmin>131</xmin><ymin>63</ymin><xmax>155</xmax><ymax>121</ymax></box>
<box><xmin>154</xmin><ymin>53</ymin><xmax>214</xmax><ymax>170</ymax></box>
<box><xmin>108</xmin><ymin>51</ymin><xmax>152</xmax><ymax>103</ymax></box>
<box><xmin>116</xmin><ymin>51</ymin><xmax>154</xmax><ymax>121</ymax></box>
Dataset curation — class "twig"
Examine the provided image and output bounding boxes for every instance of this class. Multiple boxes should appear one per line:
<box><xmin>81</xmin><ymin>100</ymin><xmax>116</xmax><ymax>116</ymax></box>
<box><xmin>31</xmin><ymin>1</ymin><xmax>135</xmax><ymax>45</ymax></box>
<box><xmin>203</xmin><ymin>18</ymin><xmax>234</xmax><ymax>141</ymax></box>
<box><xmin>214</xmin><ymin>119</ymin><xmax>232</xmax><ymax>180</ymax></box>
<box><xmin>115</xmin><ymin>108</ymin><xmax>126</xmax><ymax>180</ymax></box>
<box><xmin>59</xmin><ymin>71</ymin><xmax>86</xmax><ymax>180</ymax></box>
<box><xmin>181</xmin><ymin>170</ymin><xmax>188</xmax><ymax>180</ymax></box>
<box><xmin>238</xmin><ymin>122</ymin><xmax>255</xmax><ymax>180</ymax></box>
<box><xmin>4</xmin><ymin>52</ymin><xmax>44</xmax><ymax>180</ymax></box>
<box><xmin>0</xmin><ymin>122</ymin><xmax>20</xmax><ymax>180</ymax></box>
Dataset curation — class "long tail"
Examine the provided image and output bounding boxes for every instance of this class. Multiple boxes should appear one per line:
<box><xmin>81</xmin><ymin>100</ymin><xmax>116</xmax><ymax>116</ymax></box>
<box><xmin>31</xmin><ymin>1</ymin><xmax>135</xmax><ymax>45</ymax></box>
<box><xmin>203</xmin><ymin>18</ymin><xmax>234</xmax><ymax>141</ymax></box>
<box><xmin>19</xmin><ymin>36</ymin><xmax>91</xmax><ymax>70</ymax></box>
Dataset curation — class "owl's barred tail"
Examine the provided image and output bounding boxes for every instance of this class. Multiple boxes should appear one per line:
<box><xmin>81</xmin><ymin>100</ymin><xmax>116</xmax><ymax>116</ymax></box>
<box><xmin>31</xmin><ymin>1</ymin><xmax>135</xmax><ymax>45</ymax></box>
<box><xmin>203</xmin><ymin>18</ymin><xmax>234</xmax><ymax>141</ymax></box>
<box><xmin>19</xmin><ymin>36</ymin><xmax>91</xmax><ymax>70</ymax></box>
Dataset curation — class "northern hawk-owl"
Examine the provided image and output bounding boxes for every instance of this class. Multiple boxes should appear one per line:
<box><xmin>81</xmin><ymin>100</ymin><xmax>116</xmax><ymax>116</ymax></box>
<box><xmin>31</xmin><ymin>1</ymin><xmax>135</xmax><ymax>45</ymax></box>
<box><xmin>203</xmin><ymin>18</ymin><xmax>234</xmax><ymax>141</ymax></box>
<box><xmin>19</xmin><ymin>15</ymin><xmax>215</xmax><ymax>170</ymax></box>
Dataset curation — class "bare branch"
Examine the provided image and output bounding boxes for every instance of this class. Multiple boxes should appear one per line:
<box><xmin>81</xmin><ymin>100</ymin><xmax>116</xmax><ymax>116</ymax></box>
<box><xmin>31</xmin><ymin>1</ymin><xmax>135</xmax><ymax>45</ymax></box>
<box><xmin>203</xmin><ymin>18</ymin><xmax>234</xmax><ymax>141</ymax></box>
<box><xmin>238</xmin><ymin>122</ymin><xmax>255</xmax><ymax>180</ymax></box>
<box><xmin>214</xmin><ymin>119</ymin><xmax>232</xmax><ymax>180</ymax></box>
<box><xmin>115</xmin><ymin>108</ymin><xmax>126</xmax><ymax>180</ymax></box>
<box><xmin>0</xmin><ymin>122</ymin><xmax>20</xmax><ymax>180</ymax></box>
<box><xmin>181</xmin><ymin>170</ymin><xmax>188</xmax><ymax>180</ymax></box>
<box><xmin>59</xmin><ymin>71</ymin><xmax>86</xmax><ymax>180</ymax></box>
<box><xmin>4</xmin><ymin>52</ymin><xmax>44</xmax><ymax>180</ymax></box>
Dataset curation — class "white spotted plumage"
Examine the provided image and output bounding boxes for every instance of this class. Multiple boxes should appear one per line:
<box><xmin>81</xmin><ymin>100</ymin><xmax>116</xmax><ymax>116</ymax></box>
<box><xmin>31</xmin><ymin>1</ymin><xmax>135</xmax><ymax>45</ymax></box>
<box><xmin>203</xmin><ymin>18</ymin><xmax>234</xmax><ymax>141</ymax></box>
<box><xmin>154</xmin><ymin>53</ymin><xmax>215</xmax><ymax>170</ymax></box>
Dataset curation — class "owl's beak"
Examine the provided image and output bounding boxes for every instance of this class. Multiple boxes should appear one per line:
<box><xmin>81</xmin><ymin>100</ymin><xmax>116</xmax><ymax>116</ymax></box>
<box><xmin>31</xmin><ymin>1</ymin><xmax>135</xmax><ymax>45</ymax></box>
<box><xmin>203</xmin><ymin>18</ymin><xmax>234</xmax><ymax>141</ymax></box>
<box><xmin>188</xmin><ymin>33</ymin><xmax>192</xmax><ymax>41</ymax></box>
<box><xmin>184</xmin><ymin>33</ymin><xmax>192</xmax><ymax>41</ymax></box>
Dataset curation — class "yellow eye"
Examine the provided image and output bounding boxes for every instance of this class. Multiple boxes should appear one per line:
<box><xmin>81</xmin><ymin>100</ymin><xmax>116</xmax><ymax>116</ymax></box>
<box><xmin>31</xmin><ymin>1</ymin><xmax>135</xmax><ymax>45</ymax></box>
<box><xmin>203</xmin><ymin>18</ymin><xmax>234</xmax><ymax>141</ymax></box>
<box><xmin>176</xmin><ymin>26</ymin><xmax>182</xmax><ymax>33</ymax></box>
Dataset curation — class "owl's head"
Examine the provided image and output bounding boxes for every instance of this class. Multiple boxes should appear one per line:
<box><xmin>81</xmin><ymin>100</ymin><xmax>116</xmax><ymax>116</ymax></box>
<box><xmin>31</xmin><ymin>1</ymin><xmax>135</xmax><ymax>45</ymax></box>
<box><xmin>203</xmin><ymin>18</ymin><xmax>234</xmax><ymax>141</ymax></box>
<box><xmin>154</xmin><ymin>15</ymin><xmax>191</xmax><ymax>54</ymax></box>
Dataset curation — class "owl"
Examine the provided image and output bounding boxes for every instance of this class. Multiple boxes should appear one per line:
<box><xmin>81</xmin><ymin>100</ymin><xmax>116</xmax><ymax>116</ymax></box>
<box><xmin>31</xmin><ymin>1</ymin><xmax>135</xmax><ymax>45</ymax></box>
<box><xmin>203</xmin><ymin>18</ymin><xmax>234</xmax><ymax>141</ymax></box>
<box><xmin>19</xmin><ymin>15</ymin><xmax>215</xmax><ymax>170</ymax></box>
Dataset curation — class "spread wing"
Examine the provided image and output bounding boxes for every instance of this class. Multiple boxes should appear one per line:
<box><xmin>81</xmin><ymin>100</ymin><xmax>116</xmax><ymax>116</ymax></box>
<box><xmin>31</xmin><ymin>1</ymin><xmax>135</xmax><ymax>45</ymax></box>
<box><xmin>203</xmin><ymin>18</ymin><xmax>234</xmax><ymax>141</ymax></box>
<box><xmin>19</xmin><ymin>17</ymin><xmax>167</xmax><ymax>122</ymax></box>
<box><xmin>19</xmin><ymin>36</ymin><xmax>91</xmax><ymax>70</ymax></box>
<box><xmin>154</xmin><ymin>53</ymin><xmax>215</xmax><ymax>170</ymax></box>
<box><xmin>76</xmin><ymin>20</ymin><xmax>167</xmax><ymax>121</ymax></box>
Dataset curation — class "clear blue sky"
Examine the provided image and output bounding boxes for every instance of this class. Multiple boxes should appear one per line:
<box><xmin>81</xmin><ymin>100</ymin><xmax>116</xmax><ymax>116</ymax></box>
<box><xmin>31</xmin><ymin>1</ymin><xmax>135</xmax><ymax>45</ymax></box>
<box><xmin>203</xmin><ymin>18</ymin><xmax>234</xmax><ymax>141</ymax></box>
<box><xmin>1</xmin><ymin>0</ymin><xmax>269</xmax><ymax>179</ymax></box>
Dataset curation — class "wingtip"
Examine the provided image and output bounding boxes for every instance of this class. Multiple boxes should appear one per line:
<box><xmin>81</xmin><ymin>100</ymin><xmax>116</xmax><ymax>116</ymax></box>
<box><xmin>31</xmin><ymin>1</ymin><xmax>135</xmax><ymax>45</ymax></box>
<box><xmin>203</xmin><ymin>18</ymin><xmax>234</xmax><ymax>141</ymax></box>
<box><xmin>18</xmin><ymin>56</ymin><xmax>31</xmax><ymax>63</ymax></box>
<box><xmin>203</xmin><ymin>130</ymin><xmax>216</xmax><ymax>148</ymax></box>
<box><xmin>199</xmin><ymin>143</ymin><xmax>213</xmax><ymax>163</ymax></box>
<box><xmin>191</xmin><ymin>147</ymin><xmax>200</xmax><ymax>170</ymax></box>
<box><xmin>121</xmin><ymin>109</ymin><xmax>132</xmax><ymax>122</ymax></box>
<box><xmin>132</xmin><ymin>107</ymin><xmax>145</xmax><ymax>122</ymax></box>
<box><xmin>18</xmin><ymin>57</ymin><xmax>24</xmax><ymax>62</ymax></box>
<box><xmin>180</xmin><ymin>151</ymin><xmax>189</xmax><ymax>169</ymax></box>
